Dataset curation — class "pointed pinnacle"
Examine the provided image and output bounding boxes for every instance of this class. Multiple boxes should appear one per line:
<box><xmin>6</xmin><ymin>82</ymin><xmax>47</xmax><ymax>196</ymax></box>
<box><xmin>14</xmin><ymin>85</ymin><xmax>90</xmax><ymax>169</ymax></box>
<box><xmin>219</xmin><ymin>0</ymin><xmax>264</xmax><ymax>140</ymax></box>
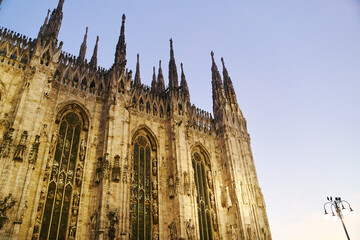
<box><xmin>170</xmin><ymin>38</ymin><xmax>174</xmax><ymax>59</ymax></box>
<box><xmin>57</xmin><ymin>0</ymin><xmax>65</xmax><ymax>10</ymax></box>
<box><xmin>211</xmin><ymin>51</ymin><xmax>215</xmax><ymax>64</ymax></box>
<box><xmin>134</xmin><ymin>53</ymin><xmax>141</xmax><ymax>85</ymax></box>
<box><xmin>44</xmin><ymin>9</ymin><xmax>50</xmax><ymax>24</ymax></box>
<box><xmin>90</xmin><ymin>36</ymin><xmax>99</xmax><ymax>69</ymax></box>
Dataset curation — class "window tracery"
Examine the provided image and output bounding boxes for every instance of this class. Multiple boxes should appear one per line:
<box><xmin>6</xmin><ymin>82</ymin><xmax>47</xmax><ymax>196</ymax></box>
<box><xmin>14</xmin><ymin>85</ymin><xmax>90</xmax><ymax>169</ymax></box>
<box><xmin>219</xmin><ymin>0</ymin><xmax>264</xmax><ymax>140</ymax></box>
<box><xmin>36</xmin><ymin>111</ymin><xmax>87</xmax><ymax>240</ymax></box>
<box><xmin>131</xmin><ymin>132</ymin><xmax>158</xmax><ymax>240</ymax></box>
<box><xmin>192</xmin><ymin>149</ymin><xmax>217</xmax><ymax>240</ymax></box>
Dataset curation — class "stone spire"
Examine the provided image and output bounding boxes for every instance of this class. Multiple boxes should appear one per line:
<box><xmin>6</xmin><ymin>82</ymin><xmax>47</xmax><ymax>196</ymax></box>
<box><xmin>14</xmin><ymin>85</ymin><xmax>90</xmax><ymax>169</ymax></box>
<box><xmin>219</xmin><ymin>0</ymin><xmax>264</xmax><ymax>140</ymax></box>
<box><xmin>157</xmin><ymin>60</ymin><xmax>165</xmax><ymax>92</ymax></box>
<box><xmin>151</xmin><ymin>66</ymin><xmax>157</xmax><ymax>92</ymax></box>
<box><xmin>39</xmin><ymin>9</ymin><xmax>51</xmax><ymax>35</ymax></box>
<box><xmin>168</xmin><ymin>38</ymin><xmax>178</xmax><ymax>90</ymax></box>
<box><xmin>221</xmin><ymin>57</ymin><xmax>238</xmax><ymax>108</ymax></box>
<box><xmin>77</xmin><ymin>27</ymin><xmax>88</xmax><ymax>63</ymax></box>
<box><xmin>42</xmin><ymin>0</ymin><xmax>65</xmax><ymax>39</ymax></box>
<box><xmin>180</xmin><ymin>63</ymin><xmax>190</xmax><ymax>100</ymax></box>
<box><xmin>211</xmin><ymin>51</ymin><xmax>226</xmax><ymax>110</ymax></box>
<box><xmin>89</xmin><ymin>36</ymin><xmax>99</xmax><ymax>70</ymax></box>
<box><xmin>134</xmin><ymin>54</ymin><xmax>141</xmax><ymax>86</ymax></box>
<box><xmin>114</xmin><ymin>14</ymin><xmax>127</xmax><ymax>68</ymax></box>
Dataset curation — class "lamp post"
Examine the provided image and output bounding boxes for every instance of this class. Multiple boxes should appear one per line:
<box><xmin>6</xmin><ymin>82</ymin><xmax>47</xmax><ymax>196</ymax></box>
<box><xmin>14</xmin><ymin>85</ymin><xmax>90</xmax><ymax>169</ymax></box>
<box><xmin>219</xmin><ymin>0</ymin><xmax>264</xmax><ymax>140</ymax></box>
<box><xmin>323</xmin><ymin>196</ymin><xmax>356</xmax><ymax>240</ymax></box>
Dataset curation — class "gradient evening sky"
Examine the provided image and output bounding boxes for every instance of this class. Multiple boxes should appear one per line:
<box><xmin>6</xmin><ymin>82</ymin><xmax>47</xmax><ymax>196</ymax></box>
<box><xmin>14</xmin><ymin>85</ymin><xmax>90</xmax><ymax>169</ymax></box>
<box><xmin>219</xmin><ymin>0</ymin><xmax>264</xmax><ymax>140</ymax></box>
<box><xmin>1</xmin><ymin>0</ymin><xmax>359</xmax><ymax>239</ymax></box>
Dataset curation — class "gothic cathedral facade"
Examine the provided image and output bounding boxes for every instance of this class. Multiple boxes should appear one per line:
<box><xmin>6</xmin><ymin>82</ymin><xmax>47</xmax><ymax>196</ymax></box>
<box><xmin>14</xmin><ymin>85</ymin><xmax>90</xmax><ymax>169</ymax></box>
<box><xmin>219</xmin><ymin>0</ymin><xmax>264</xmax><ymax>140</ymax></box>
<box><xmin>0</xmin><ymin>1</ymin><xmax>271</xmax><ymax>239</ymax></box>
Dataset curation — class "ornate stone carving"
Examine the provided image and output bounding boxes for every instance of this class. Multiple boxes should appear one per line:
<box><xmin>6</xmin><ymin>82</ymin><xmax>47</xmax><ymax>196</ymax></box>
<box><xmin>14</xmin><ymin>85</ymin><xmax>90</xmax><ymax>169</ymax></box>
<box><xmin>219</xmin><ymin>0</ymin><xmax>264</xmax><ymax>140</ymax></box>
<box><xmin>0</xmin><ymin>193</ymin><xmax>16</xmax><ymax>229</ymax></box>
<box><xmin>175</xmin><ymin>170</ymin><xmax>181</xmax><ymax>194</ymax></box>
<box><xmin>107</xmin><ymin>210</ymin><xmax>119</xmax><ymax>240</ymax></box>
<box><xmin>186</xmin><ymin>219</ymin><xmax>195</xmax><ymax>240</ymax></box>
<box><xmin>13</xmin><ymin>131</ymin><xmax>28</xmax><ymax>161</ymax></box>
<box><xmin>112</xmin><ymin>155</ymin><xmax>121</xmax><ymax>182</ymax></box>
<box><xmin>28</xmin><ymin>135</ymin><xmax>40</xmax><ymax>164</ymax></box>
<box><xmin>0</xmin><ymin>128</ymin><xmax>14</xmax><ymax>159</ymax></box>
<box><xmin>168</xmin><ymin>221</ymin><xmax>177</xmax><ymax>240</ymax></box>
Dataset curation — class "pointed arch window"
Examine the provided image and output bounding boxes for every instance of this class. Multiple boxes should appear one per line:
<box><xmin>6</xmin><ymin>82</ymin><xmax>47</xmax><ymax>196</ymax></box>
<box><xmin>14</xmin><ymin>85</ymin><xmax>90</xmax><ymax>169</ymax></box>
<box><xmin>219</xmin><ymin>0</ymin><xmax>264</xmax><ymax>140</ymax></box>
<box><xmin>131</xmin><ymin>132</ymin><xmax>158</xmax><ymax>240</ymax></box>
<box><xmin>192</xmin><ymin>150</ymin><xmax>216</xmax><ymax>240</ymax></box>
<box><xmin>37</xmin><ymin>111</ymin><xmax>87</xmax><ymax>240</ymax></box>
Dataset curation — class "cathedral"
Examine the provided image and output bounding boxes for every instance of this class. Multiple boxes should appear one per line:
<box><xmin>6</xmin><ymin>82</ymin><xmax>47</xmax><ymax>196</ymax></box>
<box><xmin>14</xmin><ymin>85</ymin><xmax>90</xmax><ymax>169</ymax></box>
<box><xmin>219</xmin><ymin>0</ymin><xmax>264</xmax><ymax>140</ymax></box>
<box><xmin>0</xmin><ymin>0</ymin><xmax>271</xmax><ymax>239</ymax></box>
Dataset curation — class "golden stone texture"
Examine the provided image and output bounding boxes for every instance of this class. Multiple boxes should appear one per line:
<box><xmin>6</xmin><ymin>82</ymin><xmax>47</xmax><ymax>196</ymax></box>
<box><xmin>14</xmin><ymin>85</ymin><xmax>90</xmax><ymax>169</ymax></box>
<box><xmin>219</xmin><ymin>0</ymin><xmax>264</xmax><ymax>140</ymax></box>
<box><xmin>0</xmin><ymin>1</ymin><xmax>271</xmax><ymax>239</ymax></box>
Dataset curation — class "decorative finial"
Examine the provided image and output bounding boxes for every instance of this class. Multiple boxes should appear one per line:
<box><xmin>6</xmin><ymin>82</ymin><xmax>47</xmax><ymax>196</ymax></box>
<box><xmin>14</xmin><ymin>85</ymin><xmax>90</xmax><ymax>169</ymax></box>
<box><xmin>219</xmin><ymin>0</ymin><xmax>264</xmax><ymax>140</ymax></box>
<box><xmin>153</xmin><ymin>66</ymin><xmax>156</xmax><ymax>74</ymax></box>
<box><xmin>159</xmin><ymin>60</ymin><xmax>162</xmax><ymax>68</ymax></box>
<box><xmin>211</xmin><ymin>51</ymin><xmax>215</xmax><ymax>64</ymax></box>
<box><xmin>122</xmin><ymin>14</ymin><xmax>126</xmax><ymax>22</ymax></box>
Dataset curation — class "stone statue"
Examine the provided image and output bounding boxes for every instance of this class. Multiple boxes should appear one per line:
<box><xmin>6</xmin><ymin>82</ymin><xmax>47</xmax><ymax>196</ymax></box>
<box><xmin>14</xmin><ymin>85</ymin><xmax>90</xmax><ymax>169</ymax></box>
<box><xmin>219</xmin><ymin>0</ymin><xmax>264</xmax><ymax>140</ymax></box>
<box><xmin>209</xmin><ymin>191</ymin><xmax>215</xmax><ymax>209</ymax></box>
<box><xmin>212</xmin><ymin>211</ymin><xmax>218</xmax><ymax>232</ymax></box>
<box><xmin>107</xmin><ymin>210</ymin><xmax>119</xmax><ymax>240</ymax></box>
<box><xmin>152</xmin><ymin>158</ymin><xmax>157</xmax><ymax>176</ymax></box>
<box><xmin>230</xmin><ymin>225</ymin><xmax>237</xmax><ymax>240</ymax></box>
<box><xmin>223</xmin><ymin>186</ymin><xmax>232</xmax><ymax>209</ymax></box>
<box><xmin>168</xmin><ymin>174</ymin><xmax>175</xmax><ymax>199</ymax></box>
<box><xmin>76</xmin><ymin>162</ymin><xmax>83</xmax><ymax>186</ymax></box>
<box><xmin>79</xmin><ymin>139</ymin><xmax>86</xmax><ymax>161</ymax></box>
<box><xmin>0</xmin><ymin>193</ymin><xmax>16</xmax><ymax>217</ymax></box>
<box><xmin>152</xmin><ymin>201</ymin><xmax>159</xmax><ymax>224</ymax></box>
<box><xmin>68</xmin><ymin>216</ymin><xmax>77</xmax><ymax>239</ymax></box>
<box><xmin>186</xmin><ymin>219</ymin><xmax>195</xmax><ymax>240</ymax></box>
<box><xmin>29</xmin><ymin>135</ymin><xmax>40</xmax><ymax>164</ymax></box>
<box><xmin>95</xmin><ymin>157</ymin><xmax>102</xmax><ymax>184</ymax></box>
<box><xmin>13</xmin><ymin>131</ymin><xmax>28</xmax><ymax>161</ymax></box>
<box><xmin>207</xmin><ymin>170</ymin><xmax>213</xmax><ymax>189</ymax></box>
<box><xmin>183</xmin><ymin>171</ymin><xmax>191</xmax><ymax>196</ymax></box>
<box><xmin>0</xmin><ymin>128</ymin><xmax>14</xmax><ymax>159</ymax></box>
<box><xmin>168</xmin><ymin>221</ymin><xmax>177</xmax><ymax>240</ymax></box>
<box><xmin>152</xmin><ymin>179</ymin><xmax>158</xmax><ymax>199</ymax></box>
<box><xmin>152</xmin><ymin>229</ymin><xmax>159</xmax><ymax>240</ymax></box>
<box><xmin>73</xmin><ymin>190</ymin><xmax>80</xmax><ymax>206</ymax></box>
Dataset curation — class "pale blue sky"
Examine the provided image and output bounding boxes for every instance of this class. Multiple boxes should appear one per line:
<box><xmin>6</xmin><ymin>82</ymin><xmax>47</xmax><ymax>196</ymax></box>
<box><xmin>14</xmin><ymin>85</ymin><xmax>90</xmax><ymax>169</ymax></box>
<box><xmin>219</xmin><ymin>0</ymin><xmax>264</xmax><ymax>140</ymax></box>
<box><xmin>1</xmin><ymin>0</ymin><xmax>359</xmax><ymax>239</ymax></box>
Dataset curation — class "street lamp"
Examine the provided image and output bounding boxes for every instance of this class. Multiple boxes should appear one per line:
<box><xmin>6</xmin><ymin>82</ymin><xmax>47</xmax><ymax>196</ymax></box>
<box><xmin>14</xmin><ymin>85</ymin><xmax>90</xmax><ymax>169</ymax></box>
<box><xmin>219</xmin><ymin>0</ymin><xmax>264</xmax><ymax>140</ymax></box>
<box><xmin>323</xmin><ymin>196</ymin><xmax>356</xmax><ymax>240</ymax></box>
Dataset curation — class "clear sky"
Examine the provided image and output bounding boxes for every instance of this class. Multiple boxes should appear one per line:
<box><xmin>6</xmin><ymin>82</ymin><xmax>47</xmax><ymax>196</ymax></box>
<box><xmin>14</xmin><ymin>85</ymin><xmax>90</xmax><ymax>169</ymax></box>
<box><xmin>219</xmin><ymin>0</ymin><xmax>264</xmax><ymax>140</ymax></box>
<box><xmin>1</xmin><ymin>0</ymin><xmax>359</xmax><ymax>239</ymax></box>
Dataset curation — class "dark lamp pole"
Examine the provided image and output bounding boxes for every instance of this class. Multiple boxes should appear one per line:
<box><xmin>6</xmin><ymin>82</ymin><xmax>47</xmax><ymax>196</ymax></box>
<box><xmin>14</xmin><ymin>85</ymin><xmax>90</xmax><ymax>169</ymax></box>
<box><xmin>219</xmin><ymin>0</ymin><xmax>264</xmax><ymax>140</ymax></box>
<box><xmin>323</xmin><ymin>196</ymin><xmax>355</xmax><ymax>240</ymax></box>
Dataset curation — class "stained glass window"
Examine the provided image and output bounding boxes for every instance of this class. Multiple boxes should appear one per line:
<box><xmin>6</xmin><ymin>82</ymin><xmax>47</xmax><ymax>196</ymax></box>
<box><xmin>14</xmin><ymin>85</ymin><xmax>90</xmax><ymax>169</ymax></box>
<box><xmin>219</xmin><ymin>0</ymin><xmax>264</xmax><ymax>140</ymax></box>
<box><xmin>193</xmin><ymin>151</ymin><xmax>215</xmax><ymax>240</ymax></box>
<box><xmin>131</xmin><ymin>134</ymin><xmax>156</xmax><ymax>240</ymax></box>
<box><xmin>39</xmin><ymin>112</ymin><xmax>83</xmax><ymax>240</ymax></box>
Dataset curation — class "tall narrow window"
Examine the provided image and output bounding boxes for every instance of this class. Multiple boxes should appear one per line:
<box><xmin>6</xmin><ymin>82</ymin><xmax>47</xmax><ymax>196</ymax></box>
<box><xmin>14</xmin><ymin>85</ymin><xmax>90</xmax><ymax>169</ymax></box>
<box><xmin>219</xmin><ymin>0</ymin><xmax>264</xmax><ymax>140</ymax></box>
<box><xmin>192</xmin><ymin>150</ymin><xmax>216</xmax><ymax>240</ymax></box>
<box><xmin>131</xmin><ymin>133</ymin><xmax>158</xmax><ymax>240</ymax></box>
<box><xmin>39</xmin><ymin>112</ymin><xmax>83</xmax><ymax>240</ymax></box>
